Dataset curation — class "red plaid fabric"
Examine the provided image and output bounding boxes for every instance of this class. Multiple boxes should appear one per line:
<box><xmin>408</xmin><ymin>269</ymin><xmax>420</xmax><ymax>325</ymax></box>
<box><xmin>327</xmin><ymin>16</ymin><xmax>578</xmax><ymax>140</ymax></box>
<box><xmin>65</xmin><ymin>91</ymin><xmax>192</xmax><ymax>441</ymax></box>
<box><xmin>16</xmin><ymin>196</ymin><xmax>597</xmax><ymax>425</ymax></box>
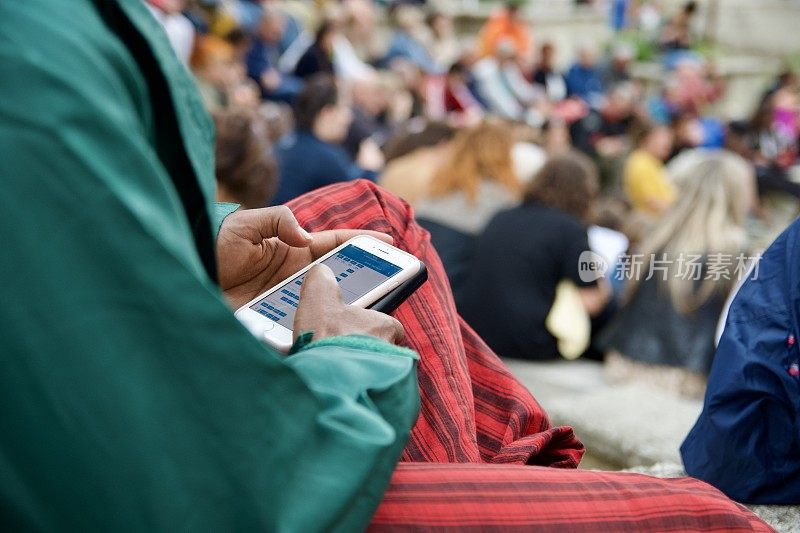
<box><xmin>287</xmin><ymin>180</ymin><xmax>771</xmax><ymax>531</ymax></box>
<box><xmin>370</xmin><ymin>464</ymin><xmax>773</xmax><ymax>531</ymax></box>
<box><xmin>287</xmin><ymin>180</ymin><xmax>582</xmax><ymax>466</ymax></box>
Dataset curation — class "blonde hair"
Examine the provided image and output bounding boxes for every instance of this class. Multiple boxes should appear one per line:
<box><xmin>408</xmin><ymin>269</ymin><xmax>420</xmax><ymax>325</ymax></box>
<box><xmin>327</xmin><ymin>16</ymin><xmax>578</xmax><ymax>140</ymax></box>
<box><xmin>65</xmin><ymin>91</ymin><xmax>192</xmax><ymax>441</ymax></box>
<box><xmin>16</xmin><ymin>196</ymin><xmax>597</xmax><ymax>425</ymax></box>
<box><xmin>429</xmin><ymin>121</ymin><xmax>520</xmax><ymax>204</ymax></box>
<box><xmin>632</xmin><ymin>150</ymin><xmax>754</xmax><ymax>313</ymax></box>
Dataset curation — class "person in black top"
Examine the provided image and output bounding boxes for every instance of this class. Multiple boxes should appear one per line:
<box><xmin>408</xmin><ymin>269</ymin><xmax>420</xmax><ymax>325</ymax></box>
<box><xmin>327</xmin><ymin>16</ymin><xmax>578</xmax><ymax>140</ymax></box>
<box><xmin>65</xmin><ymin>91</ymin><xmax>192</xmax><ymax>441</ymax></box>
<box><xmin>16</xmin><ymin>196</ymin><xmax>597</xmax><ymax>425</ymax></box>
<box><xmin>293</xmin><ymin>21</ymin><xmax>336</xmax><ymax>79</ymax></box>
<box><xmin>458</xmin><ymin>152</ymin><xmax>610</xmax><ymax>360</ymax></box>
<box><xmin>532</xmin><ymin>42</ymin><xmax>567</xmax><ymax>102</ymax></box>
<box><xmin>570</xmin><ymin>82</ymin><xmax>637</xmax><ymax>160</ymax></box>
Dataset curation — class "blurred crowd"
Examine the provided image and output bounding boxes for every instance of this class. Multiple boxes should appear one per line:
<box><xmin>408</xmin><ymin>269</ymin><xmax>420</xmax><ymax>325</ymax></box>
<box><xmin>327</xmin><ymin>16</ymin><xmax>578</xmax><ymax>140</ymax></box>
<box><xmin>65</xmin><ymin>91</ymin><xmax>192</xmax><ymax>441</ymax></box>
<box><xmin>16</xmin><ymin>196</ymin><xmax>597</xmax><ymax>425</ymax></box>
<box><xmin>148</xmin><ymin>0</ymin><xmax>800</xmax><ymax>398</ymax></box>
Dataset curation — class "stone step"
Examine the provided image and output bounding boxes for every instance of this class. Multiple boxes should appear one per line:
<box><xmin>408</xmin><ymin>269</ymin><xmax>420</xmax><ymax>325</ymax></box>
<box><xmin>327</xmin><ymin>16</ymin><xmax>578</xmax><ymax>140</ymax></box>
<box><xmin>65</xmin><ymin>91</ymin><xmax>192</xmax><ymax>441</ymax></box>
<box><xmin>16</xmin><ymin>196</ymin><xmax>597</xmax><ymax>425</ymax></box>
<box><xmin>503</xmin><ymin>358</ymin><xmax>702</xmax><ymax>469</ymax></box>
<box><xmin>504</xmin><ymin>359</ymin><xmax>800</xmax><ymax>532</ymax></box>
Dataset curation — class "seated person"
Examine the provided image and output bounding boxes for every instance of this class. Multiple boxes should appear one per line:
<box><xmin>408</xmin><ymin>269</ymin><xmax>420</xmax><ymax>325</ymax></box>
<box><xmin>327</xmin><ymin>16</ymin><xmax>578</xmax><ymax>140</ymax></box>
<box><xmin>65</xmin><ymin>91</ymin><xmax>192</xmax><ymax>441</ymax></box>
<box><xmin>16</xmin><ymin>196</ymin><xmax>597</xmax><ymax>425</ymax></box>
<box><xmin>426</xmin><ymin>11</ymin><xmax>461</xmax><ymax>72</ymax></box>
<box><xmin>245</xmin><ymin>7</ymin><xmax>304</xmax><ymax>103</ymax></box>
<box><xmin>382</xmin><ymin>4</ymin><xmax>440</xmax><ymax>74</ymax></box>
<box><xmin>475</xmin><ymin>1</ymin><xmax>532</xmax><ymax>61</ymax></box>
<box><xmin>292</xmin><ymin>20</ymin><xmax>335</xmax><ymax>80</ymax></box>
<box><xmin>666</xmin><ymin>58</ymin><xmax>725</xmax><ymax>116</ymax></box>
<box><xmin>532</xmin><ymin>42</ymin><xmax>567</xmax><ymax>102</ymax></box>
<box><xmin>571</xmin><ymin>82</ymin><xmax>637</xmax><ymax>165</ymax></box>
<box><xmin>660</xmin><ymin>1</ymin><xmax>698</xmax><ymax>52</ymax></box>
<box><xmin>473</xmin><ymin>40</ymin><xmax>547</xmax><ymax>126</ymax></box>
<box><xmin>565</xmin><ymin>43</ymin><xmax>605</xmax><ymax>108</ymax></box>
<box><xmin>272</xmin><ymin>74</ymin><xmax>381</xmax><ymax>205</ymax></box>
<box><xmin>342</xmin><ymin>73</ymin><xmax>397</xmax><ymax>161</ymax></box>
<box><xmin>424</xmin><ymin>62</ymin><xmax>485</xmax><ymax>125</ymax></box>
<box><xmin>379</xmin><ymin>121</ymin><xmax>455</xmax><ymax>205</ymax></box>
<box><xmin>729</xmin><ymin>87</ymin><xmax>800</xmax><ymax>198</ymax></box>
<box><xmin>190</xmin><ymin>35</ymin><xmax>261</xmax><ymax>112</ymax></box>
<box><xmin>624</xmin><ymin>121</ymin><xmax>677</xmax><ymax>216</ymax></box>
<box><xmin>600</xmin><ymin>42</ymin><xmax>634</xmax><ymax>89</ymax></box>
<box><xmin>414</xmin><ymin>120</ymin><xmax>521</xmax><ymax>297</ymax></box>
<box><xmin>0</xmin><ymin>1</ymin><xmax>772</xmax><ymax>530</ymax></box>
<box><xmin>212</xmin><ymin>109</ymin><xmax>278</xmax><ymax>208</ymax></box>
<box><xmin>459</xmin><ymin>153</ymin><xmax>611</xmax><ymax>360</ymax></box>
<box><xmin>600</xmin><ymin>151</ymin><xmax>754</xmax><ymax>398</ymax></box>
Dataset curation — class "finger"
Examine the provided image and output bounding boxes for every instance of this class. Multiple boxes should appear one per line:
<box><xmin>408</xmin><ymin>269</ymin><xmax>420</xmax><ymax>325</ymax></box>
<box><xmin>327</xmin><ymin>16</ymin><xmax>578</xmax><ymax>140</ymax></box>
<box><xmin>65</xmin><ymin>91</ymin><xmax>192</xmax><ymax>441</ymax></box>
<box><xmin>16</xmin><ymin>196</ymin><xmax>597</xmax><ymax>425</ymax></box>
<box><xmin>298</xmin><ymin>264</ymin><xmax>343</xmax><ymax>310</ymax></box>
<box><xmin>247</xmin><ymin>206</ymin><xmax>313</xmax><ymax>247</ymax></box>
<box><xmin>293</xmin><ymin>265</ymin><xmax>343</xmax><ymax>340</ymax></box>
<box><xmin>309</xmin><ymin>229</ymin><xmax>394</xmax><ymax>260</ymax></box>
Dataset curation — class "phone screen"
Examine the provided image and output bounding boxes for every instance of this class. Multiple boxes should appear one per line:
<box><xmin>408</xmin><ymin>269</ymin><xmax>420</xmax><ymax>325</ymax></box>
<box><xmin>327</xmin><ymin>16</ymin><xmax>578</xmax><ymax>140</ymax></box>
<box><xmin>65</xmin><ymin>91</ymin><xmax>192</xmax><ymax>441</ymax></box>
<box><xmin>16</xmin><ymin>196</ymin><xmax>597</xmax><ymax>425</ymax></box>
<box><xmin>249</xmin><ymin>244</ymin><xmax>402</xmax><ymax>329</ymax></box>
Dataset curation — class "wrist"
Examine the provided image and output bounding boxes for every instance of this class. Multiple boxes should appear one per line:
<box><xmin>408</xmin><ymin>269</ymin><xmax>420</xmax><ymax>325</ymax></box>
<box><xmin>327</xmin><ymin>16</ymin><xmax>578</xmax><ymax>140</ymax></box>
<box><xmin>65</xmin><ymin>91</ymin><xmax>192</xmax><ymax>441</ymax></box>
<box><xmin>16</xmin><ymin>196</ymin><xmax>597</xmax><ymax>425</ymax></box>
<box><xmin>290</xmin><ymin>333</ymin><xmax>418</xmax><ymax>359</ymax></box>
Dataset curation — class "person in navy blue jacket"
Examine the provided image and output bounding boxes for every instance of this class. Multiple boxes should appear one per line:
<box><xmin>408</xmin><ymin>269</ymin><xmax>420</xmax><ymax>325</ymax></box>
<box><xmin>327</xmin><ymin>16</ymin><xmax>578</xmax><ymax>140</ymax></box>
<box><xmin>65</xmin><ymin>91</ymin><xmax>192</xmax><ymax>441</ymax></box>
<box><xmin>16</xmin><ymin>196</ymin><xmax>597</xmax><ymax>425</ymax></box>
<box><xmin>245</xmin><ymin>7</ymin><xmax>304</xmax><ymax>103</ymax></box>
<box><xmin>272</xmin><ymin>74</ymin><xmax>381</xmax><ymax>205</ymax></box>
<box><xmin>565</xmin><ymin>44</ymin><xmax>606</xmax><ymax>108</ymax></box>
<box><xmin>681</xmin><ymin>218</ymin><xmax>800</xmax><ymax>504</ymax></box>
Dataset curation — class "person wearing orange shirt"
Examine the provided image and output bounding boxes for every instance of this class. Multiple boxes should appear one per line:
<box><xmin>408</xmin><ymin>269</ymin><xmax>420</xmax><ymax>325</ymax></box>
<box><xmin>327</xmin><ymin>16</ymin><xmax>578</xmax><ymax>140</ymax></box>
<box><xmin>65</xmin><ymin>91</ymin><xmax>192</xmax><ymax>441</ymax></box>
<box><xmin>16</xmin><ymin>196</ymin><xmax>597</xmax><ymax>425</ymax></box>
<box><xmin>476</xmin><ymin>1</ymin><xmax>533</xmax><ymax>61</ymax></box>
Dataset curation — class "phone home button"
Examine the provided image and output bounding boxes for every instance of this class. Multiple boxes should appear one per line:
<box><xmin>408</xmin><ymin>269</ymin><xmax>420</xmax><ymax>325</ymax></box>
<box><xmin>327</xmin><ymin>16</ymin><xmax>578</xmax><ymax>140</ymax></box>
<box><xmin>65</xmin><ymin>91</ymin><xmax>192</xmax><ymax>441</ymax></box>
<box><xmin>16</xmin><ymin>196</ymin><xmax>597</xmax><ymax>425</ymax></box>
<box><xmin>262</xmin><ymin>321</ymin><xmax>275</xmax><ymax>332</ymax></box>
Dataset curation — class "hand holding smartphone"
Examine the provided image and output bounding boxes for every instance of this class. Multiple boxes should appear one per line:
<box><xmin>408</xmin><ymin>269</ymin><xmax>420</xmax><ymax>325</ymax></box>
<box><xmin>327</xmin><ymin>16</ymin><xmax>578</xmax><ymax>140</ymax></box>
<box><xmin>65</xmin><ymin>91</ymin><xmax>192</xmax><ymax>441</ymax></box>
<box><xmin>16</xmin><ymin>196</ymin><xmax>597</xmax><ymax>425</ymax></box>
<box><xmin>235</xmin><ymin>235</ymin><xmax>426</xmax><ymax>351</ymax></box>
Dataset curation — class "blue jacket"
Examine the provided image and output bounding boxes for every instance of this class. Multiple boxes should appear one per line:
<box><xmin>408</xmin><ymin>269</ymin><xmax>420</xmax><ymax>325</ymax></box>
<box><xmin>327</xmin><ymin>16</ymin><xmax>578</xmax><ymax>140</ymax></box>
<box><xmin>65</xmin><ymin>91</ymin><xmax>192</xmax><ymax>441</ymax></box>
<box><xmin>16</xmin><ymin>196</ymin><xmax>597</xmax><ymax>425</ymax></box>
<box><xmin>272</xmin><ymin>130</ymin><xmax>376</xmax><ymax>205</ymax></box>
<box><xmin>382</xmin><ymin>31</ymin><xmax>440</xmax><ymax>74</ymax></box>
<box><xmin>244</xmin><ymin>40</ymin><xmax>304</xmax><ymax>103</ymax></box>
<box><xmin>565</xmin><ymin>63</ymin><xmax>605</xmax><ymax>107</ymax></box>
<box><xmin>681</xmin><ymin>219</ymin><xmax>800</xmax><ymax>504</ymax></box>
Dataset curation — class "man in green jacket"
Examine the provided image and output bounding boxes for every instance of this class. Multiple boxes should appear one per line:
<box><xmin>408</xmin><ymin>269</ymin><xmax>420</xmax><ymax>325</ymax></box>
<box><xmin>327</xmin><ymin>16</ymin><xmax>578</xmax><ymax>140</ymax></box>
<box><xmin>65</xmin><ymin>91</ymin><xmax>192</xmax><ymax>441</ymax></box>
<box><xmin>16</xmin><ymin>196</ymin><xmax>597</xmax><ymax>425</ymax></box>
<box><xmin>0</xmin><ymin>1</ymin><xmax>419</xmax><ymax>530</ymax></box>
<box><xmin>0</xmin><ymin>1</ymin><xmax>777</xmax><ymax>531</ymax></box>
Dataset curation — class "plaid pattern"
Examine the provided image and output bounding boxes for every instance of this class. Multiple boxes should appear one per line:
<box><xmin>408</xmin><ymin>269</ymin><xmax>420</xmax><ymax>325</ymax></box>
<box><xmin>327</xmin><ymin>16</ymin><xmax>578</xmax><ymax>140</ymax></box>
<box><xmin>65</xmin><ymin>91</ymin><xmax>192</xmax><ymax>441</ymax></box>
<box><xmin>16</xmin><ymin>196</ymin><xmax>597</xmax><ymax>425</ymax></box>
<box><xmin>370</xmin><ymin>464</ymin><xmax>773</xmax><ymax>532</ymax></box>
<box><xmin>287</xmin><ymin>180</ymin><xmax>583</xmax><ymax>466</ymax></box>
<box><xmin>287</xmin><ymin>180</ymin><xmax>771</xmax><ymax>531</ymax></box>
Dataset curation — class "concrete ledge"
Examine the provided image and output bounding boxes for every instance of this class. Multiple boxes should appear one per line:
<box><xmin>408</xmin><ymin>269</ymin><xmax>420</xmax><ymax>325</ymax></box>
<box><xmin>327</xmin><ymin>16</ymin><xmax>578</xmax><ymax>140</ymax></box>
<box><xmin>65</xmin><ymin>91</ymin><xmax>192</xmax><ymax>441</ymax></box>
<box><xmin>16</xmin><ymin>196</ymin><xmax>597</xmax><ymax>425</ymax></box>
<box><xmin>503</xmin><ymin>358</ymin><xmax>702</xmax><ymax>468</ymax></box>
<box><xmin>504</xmin><ymin>359</ymin><xmax>800</xmax><ymax>532</ymax></box>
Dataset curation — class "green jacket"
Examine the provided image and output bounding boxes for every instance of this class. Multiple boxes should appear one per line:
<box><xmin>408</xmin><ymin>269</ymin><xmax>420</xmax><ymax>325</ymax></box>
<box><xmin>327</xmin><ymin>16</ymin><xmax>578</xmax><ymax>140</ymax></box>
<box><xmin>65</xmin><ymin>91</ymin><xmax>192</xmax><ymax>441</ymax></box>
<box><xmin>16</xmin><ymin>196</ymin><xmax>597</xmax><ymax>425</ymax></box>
<box><xmin>0</xmin><ymin>0</ymin><xmax>419</xmax><ymax>531</ymax></box>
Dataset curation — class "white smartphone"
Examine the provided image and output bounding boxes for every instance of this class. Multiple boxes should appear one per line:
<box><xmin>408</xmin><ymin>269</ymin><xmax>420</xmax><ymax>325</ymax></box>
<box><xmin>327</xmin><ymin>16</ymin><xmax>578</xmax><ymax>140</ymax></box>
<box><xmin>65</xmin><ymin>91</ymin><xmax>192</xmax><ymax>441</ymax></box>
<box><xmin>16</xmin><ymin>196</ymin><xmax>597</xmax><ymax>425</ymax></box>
<box><xmin>235</xmin><ymin>235</ymin><xmax>423</xmax><ymax>351</ymax></box>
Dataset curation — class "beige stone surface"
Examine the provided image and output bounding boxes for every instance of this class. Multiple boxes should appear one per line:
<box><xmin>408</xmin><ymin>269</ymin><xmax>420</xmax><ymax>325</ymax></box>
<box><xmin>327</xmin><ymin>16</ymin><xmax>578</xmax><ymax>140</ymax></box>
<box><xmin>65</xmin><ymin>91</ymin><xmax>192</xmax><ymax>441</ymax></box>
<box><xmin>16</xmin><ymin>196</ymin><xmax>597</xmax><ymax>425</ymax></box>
<box><xmin>504</xmin><ymin>358</ymin><xmax>800</xmax><ymax>532</ymax></box>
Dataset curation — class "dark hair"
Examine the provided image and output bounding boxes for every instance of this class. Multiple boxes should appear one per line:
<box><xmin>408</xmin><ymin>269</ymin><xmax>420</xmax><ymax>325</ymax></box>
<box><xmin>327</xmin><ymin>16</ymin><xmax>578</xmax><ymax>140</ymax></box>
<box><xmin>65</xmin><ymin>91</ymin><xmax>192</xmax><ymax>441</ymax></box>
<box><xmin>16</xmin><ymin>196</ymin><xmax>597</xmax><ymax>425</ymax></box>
<box><xmin>223</xmin><ymin>27</ymin><xmax>249</xmax><ymax>48</ymax></box>
<box><xmin>523</xmin><ymin>151</ymin><xmax>599</xmax><ymax>221</ymax></box>
<box><xmin>683</xmin><ymin>1</ymin><xmax>698</xmax><ymax>14</ymax></box>
<box><xmin>749</xmin><ymin>95</ymin><xmax>775</xmax><ymax>132</ymax></box>
<box><xmin>777</xmin><ymin>68</ymin><xmax>797</xmax><ymax>88</ymax></box>
<box><xmin>630</xmin><ymin>119</ymin><xmax>663</xmax><ymax>148</ymax></box>
<box><xmin>426</xmin><ymin>11</ymin><xmax>444</xmax><ymax>28</ymax></box>
<box><xmin>293</xmin><ymin>73</ymin><xmax>338</xmax><ymax>131</ymax></box>
<box><xmin>447</xmin><ymin>61</ymin><xmax>467</xmax><ymax>77</ymax></box>
<box><xmin>505</xmin><ymin>0</ymin><xmax>524</xmax><ymax>13</ymax></box>
<box><xmin>593</xmin><ymin>193</ymin><xmax>630</xmax><ymax>232</ymax></box>
<box><xmin>314</xmin><ymin>20</ymin><xmax>336</xmax><ymax>45</ymax></box>
<box><xmin>383</xmin><ymin>120</ymin><xmax>455</xmax><ymax>162</ymax></box>
<box><xmin>213</xmin><ymin>109</ymin><xmax>277</xmax><ymax>208</ymax></box>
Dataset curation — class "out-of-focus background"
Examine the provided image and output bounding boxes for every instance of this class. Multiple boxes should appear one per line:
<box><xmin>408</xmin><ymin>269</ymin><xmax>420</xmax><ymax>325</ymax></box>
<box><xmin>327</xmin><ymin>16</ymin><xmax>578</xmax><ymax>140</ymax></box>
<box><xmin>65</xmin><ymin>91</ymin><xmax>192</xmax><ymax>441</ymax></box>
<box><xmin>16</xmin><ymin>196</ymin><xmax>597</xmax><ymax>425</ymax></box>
<box><xmin>149</xmin><ymin>1</ymin><xmax>800</xmax><ymax>525</ymax></box>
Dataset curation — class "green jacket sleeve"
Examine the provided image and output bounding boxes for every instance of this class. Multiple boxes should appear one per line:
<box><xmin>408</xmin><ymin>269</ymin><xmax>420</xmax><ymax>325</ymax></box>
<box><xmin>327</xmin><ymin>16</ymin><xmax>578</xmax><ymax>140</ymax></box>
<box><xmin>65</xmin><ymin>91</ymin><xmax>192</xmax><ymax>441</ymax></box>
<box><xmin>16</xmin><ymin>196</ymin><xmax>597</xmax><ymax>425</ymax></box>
<box><xmin>0</xmin><ymin>1</ymin><xmax>419</xmax><ymax>531</ymax></box>
<box><xmin>214</xmin><ymin>202</ymin><xmax>241</xmax><ymax>240</ymax></box>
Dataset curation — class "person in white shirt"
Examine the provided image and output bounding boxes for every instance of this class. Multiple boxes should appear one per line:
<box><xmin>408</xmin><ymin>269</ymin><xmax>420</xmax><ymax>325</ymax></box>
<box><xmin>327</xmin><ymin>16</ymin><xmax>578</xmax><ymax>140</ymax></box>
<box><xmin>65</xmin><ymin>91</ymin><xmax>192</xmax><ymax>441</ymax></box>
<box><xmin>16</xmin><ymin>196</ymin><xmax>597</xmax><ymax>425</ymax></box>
<box><xmin>147</xmin><ymin>0</ymin><xmax>196</xmax><ymax>65</ymax></box>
